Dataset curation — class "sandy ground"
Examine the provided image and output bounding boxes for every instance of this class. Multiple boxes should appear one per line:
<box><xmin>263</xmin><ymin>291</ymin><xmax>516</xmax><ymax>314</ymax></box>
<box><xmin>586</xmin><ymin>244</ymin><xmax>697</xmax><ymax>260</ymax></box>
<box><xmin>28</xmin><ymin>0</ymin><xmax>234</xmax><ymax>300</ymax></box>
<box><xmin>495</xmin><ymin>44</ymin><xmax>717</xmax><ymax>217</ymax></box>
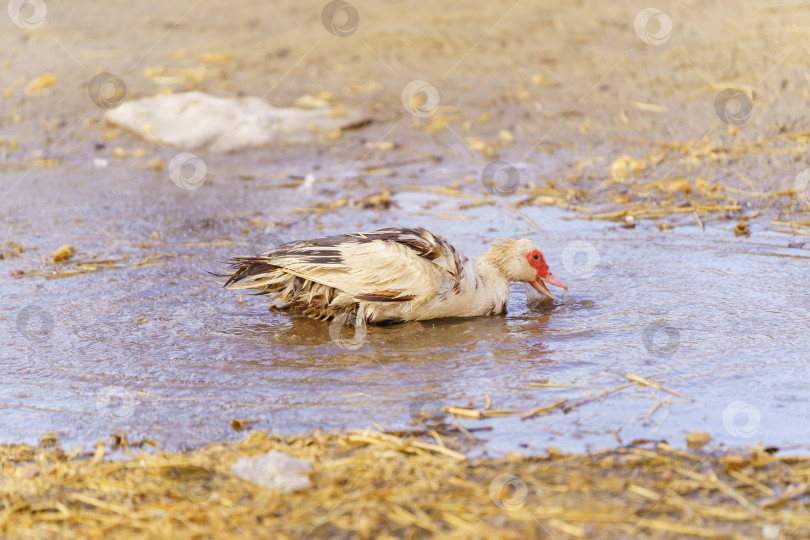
<box><xmin>3</xmin><ymin>0</ymin><xmax>810</xmax><ymax>200</ymax></box>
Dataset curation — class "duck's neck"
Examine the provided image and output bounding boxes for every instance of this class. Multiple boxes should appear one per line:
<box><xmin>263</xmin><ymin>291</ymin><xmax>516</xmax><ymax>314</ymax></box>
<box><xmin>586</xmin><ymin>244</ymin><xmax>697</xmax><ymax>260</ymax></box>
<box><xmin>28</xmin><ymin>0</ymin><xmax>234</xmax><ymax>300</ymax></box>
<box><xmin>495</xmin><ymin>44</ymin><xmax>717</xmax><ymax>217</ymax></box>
<box><xmin>473</xmin><ymin>250</ymin><xmax>510</xmax><ymax>289</ymax></box>
<box><xmin>469</xmin><ymin>251</ymin><xmax>511</xmax><ymax>312</ymax></box>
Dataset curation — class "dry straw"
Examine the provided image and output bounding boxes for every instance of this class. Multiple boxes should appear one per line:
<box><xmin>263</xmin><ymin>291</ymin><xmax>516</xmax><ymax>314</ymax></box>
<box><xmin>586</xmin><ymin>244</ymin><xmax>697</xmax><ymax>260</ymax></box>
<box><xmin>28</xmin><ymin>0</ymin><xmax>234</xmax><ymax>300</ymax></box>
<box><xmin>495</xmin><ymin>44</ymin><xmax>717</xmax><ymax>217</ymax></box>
<box><xmin>2</xmin><ymin>428</ymin><xmax>809</xmax><ymax>538</ymax></box>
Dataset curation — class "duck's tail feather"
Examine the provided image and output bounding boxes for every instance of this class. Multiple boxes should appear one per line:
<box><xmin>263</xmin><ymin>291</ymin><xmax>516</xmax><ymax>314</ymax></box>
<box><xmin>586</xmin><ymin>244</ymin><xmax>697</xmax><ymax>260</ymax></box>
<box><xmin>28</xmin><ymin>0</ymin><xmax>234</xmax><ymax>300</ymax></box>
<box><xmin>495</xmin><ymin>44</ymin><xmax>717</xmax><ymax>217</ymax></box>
<box><xmin>222</xmin><ymin>257</ymin><xmax>355</xmax><ymax>320</ymax></box>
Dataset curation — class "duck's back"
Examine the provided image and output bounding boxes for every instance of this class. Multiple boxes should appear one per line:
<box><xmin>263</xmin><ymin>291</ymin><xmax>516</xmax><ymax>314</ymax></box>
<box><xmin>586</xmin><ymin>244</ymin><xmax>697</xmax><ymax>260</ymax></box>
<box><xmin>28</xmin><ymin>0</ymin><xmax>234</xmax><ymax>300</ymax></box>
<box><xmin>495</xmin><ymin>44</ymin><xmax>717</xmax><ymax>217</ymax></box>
<box><xmin>223</xmin><ymin>227</ymin><xmax>475</xmax><ymax>322</ymax></box>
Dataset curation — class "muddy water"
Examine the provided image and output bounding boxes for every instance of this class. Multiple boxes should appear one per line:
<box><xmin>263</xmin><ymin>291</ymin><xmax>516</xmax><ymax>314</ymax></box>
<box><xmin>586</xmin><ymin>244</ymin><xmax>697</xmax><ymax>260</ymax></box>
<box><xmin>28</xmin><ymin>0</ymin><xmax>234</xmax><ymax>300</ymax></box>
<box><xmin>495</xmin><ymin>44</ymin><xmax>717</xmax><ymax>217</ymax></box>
<box><xmin>4</xmin><ymin>0</ymin><xmax>810</xmax><ymax>458</ymax></box>
<box><xmin>4</xmin><ymin>165</ymin><xmax>809</xmax><ymax>456</ymax></box>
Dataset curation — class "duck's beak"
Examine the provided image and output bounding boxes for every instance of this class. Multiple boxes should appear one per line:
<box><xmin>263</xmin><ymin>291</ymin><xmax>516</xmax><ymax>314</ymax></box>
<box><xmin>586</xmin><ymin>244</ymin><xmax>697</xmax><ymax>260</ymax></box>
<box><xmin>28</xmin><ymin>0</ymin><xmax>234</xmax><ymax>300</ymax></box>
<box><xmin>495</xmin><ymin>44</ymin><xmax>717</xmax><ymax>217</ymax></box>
<box><xmin>530</xmin><ymin>272</ymin><xmax>568</xmax><ymax>301</ymax></box>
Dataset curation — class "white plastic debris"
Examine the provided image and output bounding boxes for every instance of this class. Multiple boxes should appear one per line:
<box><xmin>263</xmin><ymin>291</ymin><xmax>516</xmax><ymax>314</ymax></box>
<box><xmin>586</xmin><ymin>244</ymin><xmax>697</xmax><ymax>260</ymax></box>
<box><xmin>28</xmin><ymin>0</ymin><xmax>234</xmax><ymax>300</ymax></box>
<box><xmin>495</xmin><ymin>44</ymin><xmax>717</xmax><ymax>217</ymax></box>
<box><xmin>231</xmin><ymin>450</ymin><xmax>312</xmax><ymax>493</ymax></box>
<box><xmin>761</xmin><ymin>524</ymin><xmax>780</xmax><ymax>540</ymax></box>
<box><xmin>104</xmin><ymin>91</ymin><xmax>368</xmax><ymax>152</ymax></box>
<box><xmin>93</xmin><ymin>157</ymin><xmax>108</xmax><ymax>168</ymax></box>
<box><xmin>299</xmin><ymin>173</ymin><xmax>316</xmax><ymax>196</ymax></box>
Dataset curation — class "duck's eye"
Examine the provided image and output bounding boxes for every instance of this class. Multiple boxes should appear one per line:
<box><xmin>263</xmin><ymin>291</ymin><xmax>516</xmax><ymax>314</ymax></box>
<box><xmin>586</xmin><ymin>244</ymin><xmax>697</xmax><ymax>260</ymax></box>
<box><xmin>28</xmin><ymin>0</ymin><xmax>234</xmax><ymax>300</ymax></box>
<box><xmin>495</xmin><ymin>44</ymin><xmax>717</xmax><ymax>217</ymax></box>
<box><xmin>532</xmin><ymin>253</ymin><xmax>540</xmax><ymax>261</ymax></box>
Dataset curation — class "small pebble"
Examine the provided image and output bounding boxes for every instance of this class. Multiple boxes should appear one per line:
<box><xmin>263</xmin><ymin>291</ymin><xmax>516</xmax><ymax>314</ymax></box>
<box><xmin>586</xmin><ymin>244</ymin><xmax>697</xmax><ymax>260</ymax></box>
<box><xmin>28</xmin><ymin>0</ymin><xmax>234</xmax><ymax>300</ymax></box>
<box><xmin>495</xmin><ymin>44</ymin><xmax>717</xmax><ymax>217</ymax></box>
<box><xmin>734</xmin><ymin>221</ymin><xmax>751</xmax><ymax>238</ymax></box>
<box><xmin>49</xmin><ymin>244</ymin><xmax>74</xmax><ymax>263</ymax></box>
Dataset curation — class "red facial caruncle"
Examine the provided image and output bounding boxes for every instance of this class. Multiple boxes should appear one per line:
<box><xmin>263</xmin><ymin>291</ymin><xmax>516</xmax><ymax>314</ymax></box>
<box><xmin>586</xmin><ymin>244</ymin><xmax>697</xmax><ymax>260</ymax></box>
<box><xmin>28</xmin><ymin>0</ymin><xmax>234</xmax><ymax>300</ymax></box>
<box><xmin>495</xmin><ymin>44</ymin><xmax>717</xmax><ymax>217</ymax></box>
<box><xmin>525</xmin><ymin>250</ymin><xmax>549</xmax><ymax>277</ymax></box>
<box><xmin>526</xmin><ymin>249</ymin><xmax>568</xmax><ymax>301</ymax></box>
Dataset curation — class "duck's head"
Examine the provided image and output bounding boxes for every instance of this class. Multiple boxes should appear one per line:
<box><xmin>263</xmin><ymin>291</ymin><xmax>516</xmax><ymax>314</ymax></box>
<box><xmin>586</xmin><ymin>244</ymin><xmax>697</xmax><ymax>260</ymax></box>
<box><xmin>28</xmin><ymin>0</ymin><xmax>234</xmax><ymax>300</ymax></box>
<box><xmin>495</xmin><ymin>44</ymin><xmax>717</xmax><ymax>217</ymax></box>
<box><xmin>487</xmin><ymin>238</ymin><xmax>568</xmax><ymax>300</ymax></box>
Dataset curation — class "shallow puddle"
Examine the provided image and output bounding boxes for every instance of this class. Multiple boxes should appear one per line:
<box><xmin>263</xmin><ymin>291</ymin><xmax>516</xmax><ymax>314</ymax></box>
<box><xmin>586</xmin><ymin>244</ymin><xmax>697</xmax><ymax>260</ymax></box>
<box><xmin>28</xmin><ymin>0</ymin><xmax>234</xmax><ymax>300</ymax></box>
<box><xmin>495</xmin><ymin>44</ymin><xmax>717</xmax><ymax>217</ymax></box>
<box><xmin>5</xmin><ymin>182</ymin><xmax>809</xmax><ymax>456</ymax></box>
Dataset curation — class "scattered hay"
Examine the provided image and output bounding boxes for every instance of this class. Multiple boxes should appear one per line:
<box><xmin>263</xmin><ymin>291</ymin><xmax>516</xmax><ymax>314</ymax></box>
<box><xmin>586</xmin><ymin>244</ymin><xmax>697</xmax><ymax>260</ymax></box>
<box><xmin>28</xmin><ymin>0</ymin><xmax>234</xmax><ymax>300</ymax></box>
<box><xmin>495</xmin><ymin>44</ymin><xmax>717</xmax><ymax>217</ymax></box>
<box><xmin>11</xmin><ymin>253</ymin><xmax>176</xmax><ymax>279</ymax></box>
<box><xmin>442</xmin><ymin>373</ymin><xmax>691</xmax><ymax>422</ymax></box>
<box><xmin>2</xmin><ymin>429</ymin><xmax>808</xmax><ymax>539</ymax></box>
<box><xmin>0</xmin><ymin>241</ymin><xmax>24</xmax><ymax>260</ymax></box>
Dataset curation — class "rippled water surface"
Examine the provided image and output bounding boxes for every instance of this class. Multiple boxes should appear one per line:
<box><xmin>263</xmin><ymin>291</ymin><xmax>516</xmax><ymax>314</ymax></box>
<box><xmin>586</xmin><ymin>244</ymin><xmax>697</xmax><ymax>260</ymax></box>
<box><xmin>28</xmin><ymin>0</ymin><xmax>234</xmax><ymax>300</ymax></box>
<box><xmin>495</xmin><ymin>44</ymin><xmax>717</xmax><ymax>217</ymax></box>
<box><xmin>4</xmin><ymin>172</ymin><xmax>810</xmax><ymax>456</ymax></box>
